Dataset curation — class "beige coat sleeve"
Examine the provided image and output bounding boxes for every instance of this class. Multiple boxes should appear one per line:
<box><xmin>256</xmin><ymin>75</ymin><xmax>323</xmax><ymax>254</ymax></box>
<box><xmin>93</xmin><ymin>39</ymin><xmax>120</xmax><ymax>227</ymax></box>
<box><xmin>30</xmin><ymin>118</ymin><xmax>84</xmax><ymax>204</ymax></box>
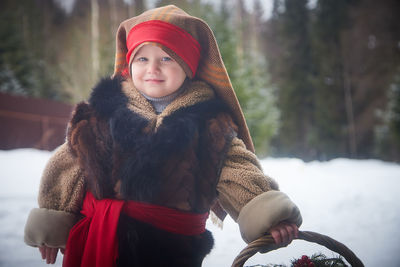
<box><xmin>24</xmin><ymin>142</ymin><xmax>85</xmax><ymax>248</ymax></box>
<box><xmin>217</xmin><ymin>137</ymin><xmax>302</xmax><ymax>243</ymax></box>
<box><xmin>216</xmin><ymin>137</ymin><xmax>279</xmax><ymax>220</ymax></box>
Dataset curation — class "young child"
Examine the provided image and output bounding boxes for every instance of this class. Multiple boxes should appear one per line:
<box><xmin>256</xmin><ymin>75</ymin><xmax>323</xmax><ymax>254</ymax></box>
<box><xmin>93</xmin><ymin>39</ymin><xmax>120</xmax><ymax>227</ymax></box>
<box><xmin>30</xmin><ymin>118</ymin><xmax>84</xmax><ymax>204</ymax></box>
<box><xmin>24</xmin><ymin>5</ymin><xmax>302</xmax><ymax>267</ymax></box>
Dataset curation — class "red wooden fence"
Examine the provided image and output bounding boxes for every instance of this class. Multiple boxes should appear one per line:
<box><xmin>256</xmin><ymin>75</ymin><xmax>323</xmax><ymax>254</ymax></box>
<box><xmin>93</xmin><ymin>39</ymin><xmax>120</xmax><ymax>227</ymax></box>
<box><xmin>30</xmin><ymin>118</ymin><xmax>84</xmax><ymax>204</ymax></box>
<box><xmin>0</xmin><ymin>92</ymin><xmax>74</xmax><ymax>151</ymax></box>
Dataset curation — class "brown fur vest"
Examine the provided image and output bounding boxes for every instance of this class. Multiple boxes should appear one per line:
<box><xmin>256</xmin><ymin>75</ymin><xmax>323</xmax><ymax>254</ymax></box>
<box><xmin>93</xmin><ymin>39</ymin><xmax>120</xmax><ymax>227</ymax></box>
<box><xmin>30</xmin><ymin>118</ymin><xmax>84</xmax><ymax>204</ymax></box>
<box><xmin>66</xmin><ymin>77</ymin><xmax>237</xmax><ymax>266</ymax></box>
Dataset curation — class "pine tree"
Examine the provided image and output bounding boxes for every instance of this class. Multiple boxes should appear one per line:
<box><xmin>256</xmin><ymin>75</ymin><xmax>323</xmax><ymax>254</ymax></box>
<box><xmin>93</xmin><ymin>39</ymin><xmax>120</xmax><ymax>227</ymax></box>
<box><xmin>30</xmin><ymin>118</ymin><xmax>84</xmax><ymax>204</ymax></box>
<box><xmin>266</xmin><ymin>0</ymin><xmax>315</xmax><ymax>159</ymax></box>
<box><xmin>310</xmin><ymin>0</ymin><xmax>354</xmax><ymax>159</ymax></box>
<box><xmin>180</xmin><ymin>0</ymin><xmax>279</xmax><ymax>155</ymax></box>
<box><xmin>0</xmin><ymin>1</ymin><xmax>32</xmax><ymax>96</ymax></box>
<box><xmin>231</xmin><ymin>0</ymin><xmax>279</xmax><ymax>156</ymax></box>
<box><xmin>0</xmin><ymin>0</ymin><xmax>67</xmax><ymax>100</ymax></box>
<box><xmin>375</xmin><ymin>68</ymin><xmax>400</xmax><ymax>162</ymax></box>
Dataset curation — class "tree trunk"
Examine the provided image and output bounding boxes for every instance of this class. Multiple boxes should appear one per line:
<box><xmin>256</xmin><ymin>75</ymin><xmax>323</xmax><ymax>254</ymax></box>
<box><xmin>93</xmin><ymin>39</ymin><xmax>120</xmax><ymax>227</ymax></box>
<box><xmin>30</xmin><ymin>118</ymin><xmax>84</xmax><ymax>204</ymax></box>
<box><xmin>108</xmin><ymin>0</ymin><xmax>118</xmax><ymax>36</ymax></box>
<box><xmin>91</xmin><ymin>0</ymin><xmax>100</xmax><ymax>84</ymax></box>
<box><xmin>343</xmin><ymin>70</ymin><xmax>357</xmax><ymax>157</ymax></box>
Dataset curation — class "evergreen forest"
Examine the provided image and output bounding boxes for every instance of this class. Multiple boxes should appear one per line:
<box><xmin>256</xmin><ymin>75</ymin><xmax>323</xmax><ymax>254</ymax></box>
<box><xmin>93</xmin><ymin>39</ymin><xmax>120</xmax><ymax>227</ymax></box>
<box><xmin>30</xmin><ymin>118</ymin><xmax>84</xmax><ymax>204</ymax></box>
<box><xmin>1</xmin><ymin>0</ymin><xmax>400</xmax><ymax>162</ymax></box>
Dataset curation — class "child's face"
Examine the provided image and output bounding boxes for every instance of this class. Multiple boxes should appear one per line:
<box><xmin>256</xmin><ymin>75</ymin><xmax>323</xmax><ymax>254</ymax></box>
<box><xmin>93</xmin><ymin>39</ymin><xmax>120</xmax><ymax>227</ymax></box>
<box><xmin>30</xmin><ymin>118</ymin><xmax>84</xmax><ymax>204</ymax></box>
<box><xmin>130</xmin><ymin>44</ymin><xmax>187</xmax><ymax>98</ymax></box>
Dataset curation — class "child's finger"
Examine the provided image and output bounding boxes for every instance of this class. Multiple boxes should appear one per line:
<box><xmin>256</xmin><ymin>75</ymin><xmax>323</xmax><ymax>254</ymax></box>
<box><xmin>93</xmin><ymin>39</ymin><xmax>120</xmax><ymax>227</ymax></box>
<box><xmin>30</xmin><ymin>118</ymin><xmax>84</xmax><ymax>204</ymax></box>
<box><xmin>46</xmin><ymin>248</ymin><xmax>51</xmax><ymax>264</ymax></box>
<box><xmin>270</xmin><ymin>228</ymin><xmax>282</xmax><ymax>244</ymax></box>
<box><xmin>46</xmin><ymin>247</ymin><xmax>58</xmax><ymax>264</ymax></box>
<box><xmin>291</xmin><ymin>223</ymin><xmax>299</xmax><ymax>238</ymax></box>
<box><xmin>279</xmin><ymin>225</ymin><xmax>289</xmax><ymax>243</ymax></box>
<box><xmin>271</xmin><ymin>225</ymin><xmax>289</xmax><ymax>244</ymax></box>
<box><xmin>270</xmin><ymin>222</ymin><xmax>300</xmax><ymax>245</ymax></box>
<box><xmin>38</xmin><ymin>247</ymin><xmax>46</xmax><ymax>260</ymax></box>
<box><xmin>283</xmin><ymin>223</ymin><xmax>296</xmax><ymax>242</ymax></box>
<box><xmin>51</xmin><ymin>248</ymin><xmax>59</xmax><ymax>264</ymax></box>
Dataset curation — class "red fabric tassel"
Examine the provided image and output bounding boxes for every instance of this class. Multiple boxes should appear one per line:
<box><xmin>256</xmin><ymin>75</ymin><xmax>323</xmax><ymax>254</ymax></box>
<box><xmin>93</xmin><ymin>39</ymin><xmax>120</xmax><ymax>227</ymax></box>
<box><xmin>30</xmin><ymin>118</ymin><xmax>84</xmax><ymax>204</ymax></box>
<box><xmin>63</xmin><ymin>192</ymin><xmax>124</xmax><ymax>267</ymax></box>
<box><xmin>63</xmin><ymin>191</ymin><xmax>208</xmax><ymax>267</ymax></box>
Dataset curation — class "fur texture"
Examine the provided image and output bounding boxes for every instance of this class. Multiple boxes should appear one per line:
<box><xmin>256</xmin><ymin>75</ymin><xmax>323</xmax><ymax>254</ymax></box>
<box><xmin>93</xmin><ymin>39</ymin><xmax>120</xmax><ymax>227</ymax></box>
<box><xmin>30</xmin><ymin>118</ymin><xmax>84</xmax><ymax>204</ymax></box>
<box><xmin>70</xmin><ymin>76</ymin><xmax>234</xmax><ymax>207</ymax></box>
<box><xmin>88</xmin><ymin>76</ymin><xmax>128</xmax><ymax>119</ymax></box>
<box><xmin>66</xmin><ymin>76</ymin><xmax>238</xmax><ymax>265</ymax></box>
<box><xmin>110</xmin><ymin>97</ymin><xmax>231</xmax><ymax>202</ymax></box>
<box><xmin>67</xmin><ymin>102</ymin><xmax>115</xmax><ymax>198</ymax></box>
<box><xmin>117</xmin><ymin>214</ymin><xmax>214</xmax><ymax>267</ymax></box>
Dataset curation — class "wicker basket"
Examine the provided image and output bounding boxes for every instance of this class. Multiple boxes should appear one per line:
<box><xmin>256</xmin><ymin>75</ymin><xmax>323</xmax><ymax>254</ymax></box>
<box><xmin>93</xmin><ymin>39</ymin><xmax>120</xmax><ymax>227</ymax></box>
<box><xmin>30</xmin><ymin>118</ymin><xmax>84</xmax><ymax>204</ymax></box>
<box><xmin>232</xmin><ymin>231</ymin><xmax>364</xmax><ymax>267</ymax></box>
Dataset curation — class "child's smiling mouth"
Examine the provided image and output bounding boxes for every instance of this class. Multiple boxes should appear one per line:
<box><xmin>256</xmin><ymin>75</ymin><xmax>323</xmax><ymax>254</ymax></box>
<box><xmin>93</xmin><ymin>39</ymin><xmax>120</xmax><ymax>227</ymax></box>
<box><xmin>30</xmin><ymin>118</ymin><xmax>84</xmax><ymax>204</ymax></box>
<box><xmin>145</xmin><ymin>78</ymin><xmax>164</xmax><ymax>83</ymax></box>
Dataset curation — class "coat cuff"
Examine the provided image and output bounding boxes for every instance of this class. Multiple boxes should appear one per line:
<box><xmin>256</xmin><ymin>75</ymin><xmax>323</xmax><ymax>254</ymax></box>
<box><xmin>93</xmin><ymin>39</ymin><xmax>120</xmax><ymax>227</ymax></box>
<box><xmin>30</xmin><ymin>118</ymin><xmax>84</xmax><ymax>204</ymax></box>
<box><xmin>24</xmin><ymin>208</ymin><xmax>79</xmax><ymax>248</ymax></box>
<box><xmin>237</xmin><ymin>191</ymin><xmax>302</xmax><ymax>243</ymax></box>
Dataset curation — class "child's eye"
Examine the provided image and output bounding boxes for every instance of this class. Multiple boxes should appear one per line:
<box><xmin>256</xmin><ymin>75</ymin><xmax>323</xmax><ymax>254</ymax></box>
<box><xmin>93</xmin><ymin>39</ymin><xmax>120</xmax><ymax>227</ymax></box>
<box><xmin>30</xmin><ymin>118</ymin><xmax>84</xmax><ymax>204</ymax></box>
<box><xmin>161</xmin><ymin>57</ymin><xmax>172</xmax><ymax>62</ymax></box>
<box><xmin>136</xmin><ymin>57</ymin><xmax>147</xmax><ymax>62</ymax></box>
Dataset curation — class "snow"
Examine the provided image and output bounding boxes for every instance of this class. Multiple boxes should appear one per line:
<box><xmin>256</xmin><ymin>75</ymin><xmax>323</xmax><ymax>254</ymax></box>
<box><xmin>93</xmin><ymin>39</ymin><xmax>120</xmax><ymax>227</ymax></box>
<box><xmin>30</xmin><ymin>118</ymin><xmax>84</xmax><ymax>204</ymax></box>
<box><xmin>1</xmin><ymin>149</ymin><xmax>400</xmax><ymax>267</ymax></box>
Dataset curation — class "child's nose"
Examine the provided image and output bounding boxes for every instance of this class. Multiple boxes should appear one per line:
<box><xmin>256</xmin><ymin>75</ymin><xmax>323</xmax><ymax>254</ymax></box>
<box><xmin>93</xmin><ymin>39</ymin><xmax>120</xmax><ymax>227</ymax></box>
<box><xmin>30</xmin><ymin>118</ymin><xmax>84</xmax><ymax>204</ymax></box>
<box><xmin>147</xmin><ymin>61</ymin><xmax>160</xmax><ymax>74</ymax></box>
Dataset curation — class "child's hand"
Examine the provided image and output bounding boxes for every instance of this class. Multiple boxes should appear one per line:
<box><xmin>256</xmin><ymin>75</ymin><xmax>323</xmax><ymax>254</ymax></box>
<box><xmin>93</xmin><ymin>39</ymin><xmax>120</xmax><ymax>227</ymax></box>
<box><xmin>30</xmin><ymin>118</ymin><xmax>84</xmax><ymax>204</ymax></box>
<box><xmin>269</xmin><ymin>221</ymin><xmax>299</xmax><ymax>245</ymax></box>
<box><xmin>38</xmin><ymin>246</ymin><xmax>64</xmax><ymax>264</ymax></box>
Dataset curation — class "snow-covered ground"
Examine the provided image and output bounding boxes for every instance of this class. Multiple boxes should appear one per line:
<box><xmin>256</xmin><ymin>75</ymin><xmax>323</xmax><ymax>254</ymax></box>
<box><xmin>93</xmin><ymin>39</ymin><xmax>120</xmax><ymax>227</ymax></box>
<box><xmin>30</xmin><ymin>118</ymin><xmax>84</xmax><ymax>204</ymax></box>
<box><xmin>1</xmin><ymin>149</ymin><xmax>399</xmax><ymax>266</ymax></box>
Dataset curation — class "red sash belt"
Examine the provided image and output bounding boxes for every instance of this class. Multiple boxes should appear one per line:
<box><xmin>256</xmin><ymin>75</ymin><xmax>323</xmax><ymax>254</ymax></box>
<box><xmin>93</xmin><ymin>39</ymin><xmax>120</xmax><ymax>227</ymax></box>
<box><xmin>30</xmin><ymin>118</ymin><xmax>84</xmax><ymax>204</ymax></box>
<box><xmin>63</xmin><ymin>191</ymin><xmax>208</xmax><ymax>267</ymax></box>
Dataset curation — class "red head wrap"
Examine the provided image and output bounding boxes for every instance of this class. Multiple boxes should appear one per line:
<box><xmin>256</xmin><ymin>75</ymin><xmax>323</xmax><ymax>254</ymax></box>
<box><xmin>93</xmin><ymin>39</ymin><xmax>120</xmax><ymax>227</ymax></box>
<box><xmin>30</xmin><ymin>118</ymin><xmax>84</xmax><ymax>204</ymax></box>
<box><xmin>126</xmin><ymin>20</ymin><xmax>201</xmax><ymax>77</ymax></box>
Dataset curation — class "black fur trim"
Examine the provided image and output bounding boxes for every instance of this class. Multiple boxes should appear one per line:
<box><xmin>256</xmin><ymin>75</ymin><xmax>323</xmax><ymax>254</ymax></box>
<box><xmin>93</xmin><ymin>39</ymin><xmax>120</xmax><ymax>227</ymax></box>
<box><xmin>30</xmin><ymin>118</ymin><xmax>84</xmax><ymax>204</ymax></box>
<box><xmin>88</xmin><ymin>76</ymin><xmax>128</xmax><ymax>118</ymax></box>
<box><xmin>112</xmin><ymin>99</ymin><xmax>229</xmax><ymax>201</ymax></box>
<box><xmin>117</xmin><ymin>214</ymin><xmax>214</xmax><ymax>267</ymax></box>
<box><xmin>69</xmin><ymin>102</ymin><xmax>92</xmax><ymax>125</ymax></box>
<box><xmin>88</xmin><ymin>77</ymin><xmax>231</xmax><ymax>202</ymax></box>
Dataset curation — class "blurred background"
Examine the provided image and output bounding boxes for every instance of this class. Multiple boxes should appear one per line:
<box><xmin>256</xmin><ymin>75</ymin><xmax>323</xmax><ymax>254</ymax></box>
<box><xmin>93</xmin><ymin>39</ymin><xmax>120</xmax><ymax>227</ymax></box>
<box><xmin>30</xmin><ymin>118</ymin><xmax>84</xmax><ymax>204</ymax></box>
<box><xmin>1</xmin><ymin>0</ymin><xmax>400</xmax><ymax>162</ymax></box>
<box><xmin>1</xmin><ymin>1</ymin><xmax>400</xmax><ymax>266</ymax></box>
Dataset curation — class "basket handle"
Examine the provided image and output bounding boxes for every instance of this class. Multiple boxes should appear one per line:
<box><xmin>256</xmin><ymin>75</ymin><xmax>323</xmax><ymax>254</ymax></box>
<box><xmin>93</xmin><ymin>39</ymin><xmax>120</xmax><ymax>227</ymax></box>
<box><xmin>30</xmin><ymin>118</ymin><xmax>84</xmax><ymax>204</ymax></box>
<box><xmin>231</xmin><ymin>231</ymin><xmax>364</xmax><ymax>267</ymax></box>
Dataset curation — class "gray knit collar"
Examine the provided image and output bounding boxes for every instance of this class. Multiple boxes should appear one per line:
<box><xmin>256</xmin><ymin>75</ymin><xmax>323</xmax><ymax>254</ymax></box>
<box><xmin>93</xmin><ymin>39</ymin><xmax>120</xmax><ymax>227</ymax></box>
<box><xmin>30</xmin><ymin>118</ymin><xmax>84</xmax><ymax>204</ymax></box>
<box><xmin>139</xmin><ymin>83</ymin><xmax>186</xmax><ymax>114</ymax></box>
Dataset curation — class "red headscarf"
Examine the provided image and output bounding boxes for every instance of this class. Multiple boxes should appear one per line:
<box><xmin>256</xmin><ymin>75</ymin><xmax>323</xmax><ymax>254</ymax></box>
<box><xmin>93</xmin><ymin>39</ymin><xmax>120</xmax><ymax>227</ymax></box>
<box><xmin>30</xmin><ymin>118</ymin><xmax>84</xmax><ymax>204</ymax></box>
<box><xmin>126</xmin><ymin>20</ymin><xmax>201</xmax><ymax>78</ymax></box>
